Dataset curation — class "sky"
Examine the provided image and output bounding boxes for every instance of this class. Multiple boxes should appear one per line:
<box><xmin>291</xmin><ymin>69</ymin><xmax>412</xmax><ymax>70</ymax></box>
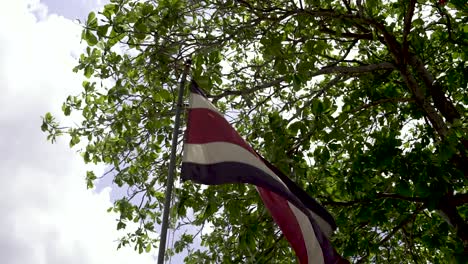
<box><xmin>0</xmin><ymin>0</ymin><xmax>158</xmax><ymax>263</ymax></box>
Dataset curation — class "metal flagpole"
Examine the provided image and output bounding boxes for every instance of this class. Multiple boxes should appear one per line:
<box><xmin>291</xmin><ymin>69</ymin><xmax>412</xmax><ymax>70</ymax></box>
<box><xmin>157</xmin><ymin>60</ymin><xmax>191</xmax><ymax>264</ymax></box>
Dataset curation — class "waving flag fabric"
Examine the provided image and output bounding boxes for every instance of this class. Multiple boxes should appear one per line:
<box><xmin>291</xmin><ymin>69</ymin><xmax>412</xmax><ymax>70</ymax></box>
<box><xmin>181</xmin><ymin>81</ymin><xmax>347</xmax><ymax>264</ymax></box>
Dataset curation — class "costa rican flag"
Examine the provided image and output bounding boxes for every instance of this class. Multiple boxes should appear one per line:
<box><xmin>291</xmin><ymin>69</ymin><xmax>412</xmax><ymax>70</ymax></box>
<box><xmin>181</xmin><ymin>80</ymin><xmax>347</xmax><ymax>264</ymax></box>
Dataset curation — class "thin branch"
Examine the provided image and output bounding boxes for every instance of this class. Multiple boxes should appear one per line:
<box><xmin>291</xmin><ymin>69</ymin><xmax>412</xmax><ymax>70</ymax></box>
<box><xmin>320</xmin><ymin>192</ymin><xmax>425</xmax><ymax>207</ymax></box>
<box><xmin>402</xmin><ymin>0</ymin><xmax>417</xmax><ymax>61</ymax></box>
<box><xmin>376</xmin><ymin>193</ymin><xmax>425</xmax><ymax>203</ymax></box>
<box><xmin>342</xmin><ymin>0</ymin><xmax>354</xmax><ymax>13</ymax></box>
<box><xmin>209</xmin><ymin>63</ymin><xmax>395</xmax><ymax>102</ymax></box>
<box><xmin>288</xmin><ymin>74</ymin><xmax>348</xmax><ymax>123</ymax></box>
<box><xmin>401</xmin><ymin>226</ymin><xmax>417</xmax><ymax>263</ymax></box>
<box><xmin>408</xmin><ymin>55</ymin><xmax>461</xmax><ymax>123</ymax></box>
<box><xmin>435</xmin><ymin>3</ymin><xmax>468</xmax><ymax>46</ymax></box>
<box><xmin>356</xmin><ymin>0</ymin><xmax>364</xmax><ymax>17</ymax></box>
<box><xmin>351</xmin><ymin>97</ymin><xmax>414</xmax><ymax>113</ymax></box>
<box><xmin>398</xmin><ymin>64</ymin><xmax>449</xmax><ymax>138</ymax></box>
<box><xmin>210</xmin><ymin>77</ymin><xmax>284</xmax><ymax>102</ymax></box>
<box><xmin>379</xmin><ymin>206</ymin><xmax>423</xmax><ymax>245</ymax></box>
<box><xmin>316</xmin><ymin>62</ymin><xmax>395</xmax><ymax>76</ymax></box>
<box><xmin>327</xmin><ymin>39</ymin><xmax>360</xmax><ymax>67</ymax></box>
<box><xmin>356</xmin><ymin>205</ymin><xmax>424</xmax><ymax>263</ymax></box>
<box><xmin>254</xmin><ymin>231</ymin><xmax>283</xmax><ymax>262</ymax></box>
<box><xmin>436</xmin><ymin>196</ymin><xmax>468</xmax><ymax>251</ymax></box>
<box><xmin>320</xmin><ymin>25</ymin><xmax>373</xmax><ymax>40</ymax></box>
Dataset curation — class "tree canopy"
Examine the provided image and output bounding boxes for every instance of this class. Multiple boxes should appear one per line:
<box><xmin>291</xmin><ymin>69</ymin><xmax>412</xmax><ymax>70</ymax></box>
<box><xmin>42</xmin><ymin>0</ymin><xmax>468</xmax><ymax>262</ymax></box>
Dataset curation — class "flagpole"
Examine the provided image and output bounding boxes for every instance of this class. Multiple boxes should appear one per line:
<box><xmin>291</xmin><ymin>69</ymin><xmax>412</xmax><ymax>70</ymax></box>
<box><xmin>157</xmin><ymin>60</ymin><xmax>191</xmax><ymax>264</ymax></box>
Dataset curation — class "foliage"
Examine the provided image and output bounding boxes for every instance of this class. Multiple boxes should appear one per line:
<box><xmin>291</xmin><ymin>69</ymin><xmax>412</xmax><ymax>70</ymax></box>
<box><xmin>42</xmin><ymin>0</ymin><xmax>468</xmax><ymax>262</ymax></box>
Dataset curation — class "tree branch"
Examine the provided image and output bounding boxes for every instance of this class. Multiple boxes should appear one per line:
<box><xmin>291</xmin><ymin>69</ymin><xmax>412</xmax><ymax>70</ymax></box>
<box><xmin>356</xmin><ymin>0</ymin><xmax>364</xmax><ymax>17</ymax></box>
<box><xmin>351</xmin><ymin>97</ymin><xmax>414</xmax><ymax>113</ymax></box>
<box><xmin>328</xmin><ymin>39</ymin><xmax>360</xmax><ymax>67</ymax></box>
<box><xmin>209</xmin><ymin>63</ymin><xmax>395</xmax><ymax>102</ymax></box>
<box><xmin>235</xmin><ymin>0</ymin><xmax>286</xmax><ymax>14</ymax></box>
<box><xmin>294</xmin><ymin>5</ymin><xmax>460</xmax><ymax>128</ymax></box>
<box><xmin>377</xmin><ymin>193</ymin><xmax>426</xmax><ymax>202</ymax></box>
<box><xmin>379</xmin><ymin>206</ymin><xmax>423</xmax><ymax>245</ymax></box>
<box><xmin>255</xmin><ymin>232</ymin><xmax>284</xmax><ymax>263</ymax></box>
<box><xmin>358</xmin><ymin>12</ymin><xmax>456</xmax><ymax>141</ymax></box>
<box><xmin>356</xmin><ymin>205</ymin><xmax>424</xmax><ymax>263</ymax></box>
<box><xmin>435</xmin><ymin>3</ymin><xmax>468</xmax><ymax>46</ymax></box>
<box><xmin>314</xmin><ymin>62</ymin><xmax>395</xmax><ymax>76</ymax></box>
<box><xmin>408</xmin><ymin>55</ymin><xmax>461</xmax><ymax>123</ymax></box>
<box><xmin>320</xmin><ymin>192</ymin><xmax>425</xmax><ymax>207</ymax></box>
<box><xmin>288</xmin><ymin>74</ymin><xmax>349</xmax><ymax>123</ymax></box>
<box><xmin>398</xmin><ymin>65</ymin><xmax>449</xmax><ymax>138</ymax></box>
<box><xmin>342</xmin><ymin>0</ymin><xmax>354</xmax><ymax>14</ymax></box>
<box><xmin>320</xmin><ymin>25</ymin><xmax>373</xmax><ymax>40</ymax></box>
<box><xmin>437</xmin><ymin>195</ymin><xmax>468</xmax><ymax>252</ymax></box>
<box><xmin>209</xmin><ymin>77</ymin><xmax>285</xmax><ymax>102</ymax></box>
<box><xmin>402</xmin><ymin>0</ymin><xmax>417</xmax><ymax>62</ymax></box>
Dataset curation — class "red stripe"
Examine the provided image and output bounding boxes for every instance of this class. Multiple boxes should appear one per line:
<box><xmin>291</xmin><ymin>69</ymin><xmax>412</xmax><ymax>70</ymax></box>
<box><xmin>186</xmin><ymin>108</ymin><xmax>256</xmax><ymax>155</ymax></box>
<box><xmin>257</xmin><ymin>187</ymin><xmax>309</xmax><ymax>264</ymax></box>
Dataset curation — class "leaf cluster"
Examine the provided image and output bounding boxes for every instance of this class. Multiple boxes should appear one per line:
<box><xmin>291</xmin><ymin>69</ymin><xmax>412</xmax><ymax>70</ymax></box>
<box><xmin>42</xmin><ymin>0</ymin><xmax>468</xmax><ymax>262</ymax></box>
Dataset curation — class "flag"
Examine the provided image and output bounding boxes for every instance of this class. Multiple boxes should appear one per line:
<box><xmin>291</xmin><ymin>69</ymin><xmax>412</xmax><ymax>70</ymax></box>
<box><xmin>181</xmin><ymin>80</ymin><xmax>347</xmax><ymax>264</ymax></box>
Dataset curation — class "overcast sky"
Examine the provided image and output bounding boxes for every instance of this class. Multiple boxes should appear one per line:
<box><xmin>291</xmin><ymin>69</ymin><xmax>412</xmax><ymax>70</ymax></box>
<box><xmin>0</xmin><ymin>0</ymin><xmax>158</xmax><ymax>263</ymax></box>
<box><xmin>42</xmin><ymin>0</ymin><xmax>106</xmax><ymax>21</ymax></box>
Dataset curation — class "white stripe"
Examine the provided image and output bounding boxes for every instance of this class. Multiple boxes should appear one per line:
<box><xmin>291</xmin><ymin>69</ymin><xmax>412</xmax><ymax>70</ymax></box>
<box><xmin>189</xmin><ymin>92</ymin><xmax>222</xmax><ymax>115</ymax></box>
<box><xmin>183</xmin><ymin>142</ymin><xmax>285</xmax><ymax>186</ymax></box>
<box><xmin>309</xmin><ymin>209</ymin><xmax>333</xmax><ymax>238</ymax></box>
<box><xmin>185</xmin><ymin>142</ymin><xmax>334</xmax><ymax>238</ymax></box>
<box><xmin>289</xmin><ymin>202</ymin><xmax>325</xmax><ymax>264</ymax></box>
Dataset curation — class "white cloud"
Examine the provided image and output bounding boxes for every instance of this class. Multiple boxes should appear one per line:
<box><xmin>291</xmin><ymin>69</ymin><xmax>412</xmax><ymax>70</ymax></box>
<box><xmin>0</xmin><ymin>1</ymin><xmax>155</xmax><ymax>263</ymax></box>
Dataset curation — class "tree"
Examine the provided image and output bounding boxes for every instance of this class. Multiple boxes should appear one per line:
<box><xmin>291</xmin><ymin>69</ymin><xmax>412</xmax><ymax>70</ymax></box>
<box><xmin>42</xmin><ymin>0</ymin><xmax>468</xmax><ymax>262</ymax></box>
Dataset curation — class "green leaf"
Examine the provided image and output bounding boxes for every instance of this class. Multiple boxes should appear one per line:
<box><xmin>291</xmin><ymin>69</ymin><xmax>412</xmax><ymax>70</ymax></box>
<box><xmin>311</xmin><ymin>99</ymin><xmax>324</xmax><ymax>114</ymax></box>
<box><xmin>84</xmin><ymin>65</ymin><xmax>94</xmax><ymax>78</ymax></box>
<box><xmin>97</xmin><ymin>25</ymin><xmax>109</xmax><ymax>38</ymax></box>
<box><xmin>86</xmin><ymin>12</ymin><xmax>97</xmax><ymax>29</ymax></box>
<box><xmin>321</xmin><ymin>147</ymin><xmax>330</xmax><ymax>162</ymax></box>
<box><xmin>83</xmin><ymin>30</ymin><xmax>98</xmax><ymax>46</ymax></box>
<box><xmin>117</xmin><ymin>221</ymin><xmax>126</xmax><ymax>230</ymax></box>
<box><xmin>69</xmin><ymin>135</ymin><xmax>80</xmax><ymax>147</ymax></box>
<box><xmin>102</xmin><ymin>4</ymin><xmax>116</xmax><ymax>19</ymax></box>
<box><xmin>145</xmin><ymin>243</ymin><xmax>151</xmax><ymax>253</ymax></box>
<box><xmin>159</xmin><ymin>89</ymin><xmax>172</xmax><ymax>101</ymax></box>
<box><xmin>134</xmin><ymin>21</ymin><xmax>147</xmax><ymax>40</ymax></box>
<box><xmin>45</xmin><ymin>112</ymin><xmax>52</xmax><ymax>121</ymax></box>
<box><xmin>62</xmin><ymin>103</ymin><xmax>71</xmax><ymax>116</ymax></box>
<box><xmin>86</xmin><ymin>171</ymin><xmax>96</xmax><ymax>189</ymax></box>
<box><xmin>41</xmin><ymin>119</ymin><xmax>48</xmax><ymax>132</ymax></box>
